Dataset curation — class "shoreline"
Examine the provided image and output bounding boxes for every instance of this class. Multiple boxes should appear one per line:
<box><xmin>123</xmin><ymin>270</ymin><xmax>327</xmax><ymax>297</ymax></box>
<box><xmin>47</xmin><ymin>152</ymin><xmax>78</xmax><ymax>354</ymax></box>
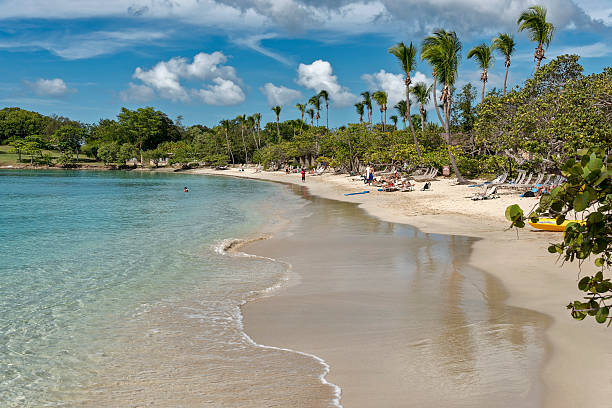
<box><xmin>192</xmin><ymin>167</ymin><xmax>612</xmax><ymax>408</ymax></box>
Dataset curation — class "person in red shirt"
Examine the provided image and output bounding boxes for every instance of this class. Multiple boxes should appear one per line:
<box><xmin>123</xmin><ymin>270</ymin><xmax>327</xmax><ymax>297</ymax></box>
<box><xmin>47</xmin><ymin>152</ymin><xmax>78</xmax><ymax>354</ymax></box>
<box><xmin>301</xmin><ymin>168</ymin><xmax>306</xmax><ymax>182</ymax></box>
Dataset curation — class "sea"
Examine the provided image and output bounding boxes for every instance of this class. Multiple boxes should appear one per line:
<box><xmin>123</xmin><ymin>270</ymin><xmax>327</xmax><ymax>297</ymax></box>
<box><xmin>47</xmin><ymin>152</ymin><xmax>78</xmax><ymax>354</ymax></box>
<box><xmin>0</xmin><ymin>170</ymin><xmax>337</xmax><ymax>407</ymax></box>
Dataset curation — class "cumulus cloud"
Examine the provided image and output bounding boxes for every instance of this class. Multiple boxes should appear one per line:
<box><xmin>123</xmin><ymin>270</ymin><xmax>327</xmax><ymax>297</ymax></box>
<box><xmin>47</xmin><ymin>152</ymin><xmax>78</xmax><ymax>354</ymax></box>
<box><xmin>362</xmin><ymin>70</ymin><xmax>432</xmax><ymax>107</ymax></box>
<box><xmin>261</xmin><ymin>83</ymin><xmax>303</xmax><ymax>107</ymax></box>
<box><xmin>296</xmin><ymin>60</ymin><xmax>356</xmax><ymax>107</ymax></box>
<box><xmin>25</xmin><ymin>78</ymin><xmax>72</xmax><ymax>96</ymax></box>
<box><xmin>124</xmin><ymin>52</ymin><xmax>245</xmax><ymax>105</ymax></box>
<box><xmin>119</xmin><ymin>82</ymin><xmax>156</xmax><ymax>102</ymax></box>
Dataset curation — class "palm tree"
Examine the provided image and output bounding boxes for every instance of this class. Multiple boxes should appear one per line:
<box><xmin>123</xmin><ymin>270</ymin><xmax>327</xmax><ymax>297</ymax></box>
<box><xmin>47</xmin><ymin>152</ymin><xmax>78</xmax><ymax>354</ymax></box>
<box><xmin>467</xmin><ymin>43</ymin><xmax>494</xmax><ymax>101</ymax></box>
<box><xmin>306</xmin><ymin>108</ymin><xmax>314</xmax><ymax>126</ymax></box>
<box><xmin>394</xmin><ymin>100</ymin><xmax>407</xmax><ymax>130</ymax></box>
<box><xmin>308</xmin><ymin>95</ymin><xmax>321</xmax><ymax>127</ymax></box>
<box><xmin>411</xmin><ymin>82</ymin><xmax>431</xmax><ymax>133</ymax></box>
<box><xmin>246</xmin><ymin>115</ymin><xmax>257</xmax><ymax>149</ymax></box>
<box><xmin>220</xmin><ymin>119</ymin><xmax>234</xmax><ymax>164</ymax></box>
<box><xmin>421</xmin><ymin>29</ymin><xmax>466</xmax><ymax>183</ymax></box>
<box><xmin>354</xmin><ymin>102</ymin><xmax>365</xmax><ymax>123</ymax></box>
<box><xmin>271</xmin><ymin>106</ymin><xmax>282</xmax><ymax>143</ymax></box>
<box><xmin>361</xmin><ymin>91</ymin><xmax>373</xmax><ymax>124</ymax></box>
<box><xmin>295</xmin><ymin>103</ymin><xmax>306</xmax><ymax>135</ymax></box>
<box><xmin>517</xmin><ymin>5</ymin><xmax>554</xmax><ymax>72</ymax></box>
<box><xmin>390</xmin><ymin>115</ymin><xmax>398</xmax><ymax>130</ymax></box>
<box><xmin>318</xmin><ymin>90</ymin><xmax>329</xmax><ymax>130</ymax></box>
<box><xmin>492</xmin><ymin>33</ymin><xmax>516</xmax><ymax>95</ymax></box>
<box><xmin>237</xmin><ymin>114</ymin><xmax>248</xmax><ymax>163</ymax></box>
<box><xmin>372</xmin><ymin>91</ymin><xmax>388</xmax><ymax>131</ymax></box>
<box><xmin>253</xmin><ymin>113</ymin><xmax>262</xmax><ymax>148</ymax></box>
<box><xmin>389</xmin><ymin>41</ymin><xmax>421</xmax><ymax>156</ymax></box>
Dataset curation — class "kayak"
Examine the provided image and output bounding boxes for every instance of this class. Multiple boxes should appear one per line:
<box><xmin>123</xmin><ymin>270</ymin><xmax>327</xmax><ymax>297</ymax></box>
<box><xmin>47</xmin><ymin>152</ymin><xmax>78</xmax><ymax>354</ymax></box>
<box><xmin>344</xmin><ymin>191</ymin><xmax>370</xmax><ymax>196</ymax></box>
<box><xmin>528</xmin><ymin>218</ymin><xmax>585</xmax><ymax>232</ymax></box>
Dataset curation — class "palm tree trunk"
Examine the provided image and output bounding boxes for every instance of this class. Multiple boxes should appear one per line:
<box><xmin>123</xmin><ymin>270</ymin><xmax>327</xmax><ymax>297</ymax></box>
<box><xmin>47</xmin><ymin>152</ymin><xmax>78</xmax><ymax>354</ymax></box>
<box><xmin>432</xmin><ymin>76</ymin><xmax>444</xmax><ymax>126</ymax></box>
<box><xmin>535</xmin><ymin>45</ymin><xmax>544</xmax><ymax>72</ymax></box>
<box><xmin>326</xmin><ymin>102</ymin><xmax>329</xmax><ymax>130</ymax></box>
<box><xmin>225</xmin><ymin>130</ymin><xmax>234</xmax><ymax>164</ymax></box>
<box><xmin>241</xmin><ymin>126</ymin><xmax>248</xmax><ymax>163</ymax></box>
<box><xmin>276</xmin><ymin>120</ymin><xmax>280</xmax><ymax>143</ymax></box>
<box><xmin>420</xmin><ymin>105</ymin><xmax>425</xmax><ymax>133</ymax></box>
<box><xmin>300</xmin><ymin>113</ymin><xmax>304</xmax><ymax>135</ymax></box>
<box><xmin>384</xmin><ymin>108</ymin><xmax>386</xmax><ymax>131</ymax></box>
<box><xmin>503</xmin><ymin>60</ymin><xmax>510</xmax><ymax>95</ymax></box>
<box><xmin>257</xmin><ymin>124</ymin><xmax>261</xmax><ymax>148</ymax></box>
<box><xmin>380</xmin><ymin>109</ymin><xmax>384</xmax><ymax>131</ymax></box>
<box><xmin>481</xmin><ymin>79</ymin><xmax>486</xmax><ymax>102</ymax></box>
<box><xmin>444</xmin><ymin>99</ymin><xmax>465</xmax><ymax>183</ymax></box>
<box><xmin>406</xmin><ymin>80</ymin><xmax>421</xmax><ymax>157</ymax></box>
<box><xmin>402</xmin><ymin>117</ymin><xmax>406</xmax><ymax>131</ymax></box>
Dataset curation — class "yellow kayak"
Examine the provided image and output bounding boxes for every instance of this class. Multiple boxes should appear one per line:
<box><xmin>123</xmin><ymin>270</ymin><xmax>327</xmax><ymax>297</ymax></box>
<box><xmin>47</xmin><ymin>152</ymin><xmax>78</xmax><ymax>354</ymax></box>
<box><xmin>528</xmin><ymin>218</ymin><xmax>585</xmax><ymax>232</ymax></box>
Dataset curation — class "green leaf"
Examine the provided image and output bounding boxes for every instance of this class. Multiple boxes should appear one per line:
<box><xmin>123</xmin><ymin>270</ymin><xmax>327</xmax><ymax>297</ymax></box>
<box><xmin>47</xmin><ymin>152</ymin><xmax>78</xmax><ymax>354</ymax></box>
<box><xmin>578</xmin><ymin>277</ymin><xmax>590</xmax><ymax>291</ymax></box>
<box><xmin>595</xmin><ymin>258</ymin><xmax>604</xmax><ymax>267</ymax></box>
<box><xmin>573</xmin><ymin>192</ymin><xmax>590</xmax><ymax>212</ymax></box>
<box><xmin>505</xmin><ymin>204</ymin><xmax>523</xmax><ymax>222</ymax></box>
<box><xmin>596</xmin><ymin>307</ymin><xmax>609</xmax><ymax>324</ymax></box>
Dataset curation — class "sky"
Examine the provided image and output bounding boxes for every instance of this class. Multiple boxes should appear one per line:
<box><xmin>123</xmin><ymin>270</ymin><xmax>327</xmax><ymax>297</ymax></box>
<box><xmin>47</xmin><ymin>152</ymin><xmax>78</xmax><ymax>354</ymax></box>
<box><xmin>0</xmin><ymin>0</ymin><xmax>610</xmax><ymax>129</ymax></box>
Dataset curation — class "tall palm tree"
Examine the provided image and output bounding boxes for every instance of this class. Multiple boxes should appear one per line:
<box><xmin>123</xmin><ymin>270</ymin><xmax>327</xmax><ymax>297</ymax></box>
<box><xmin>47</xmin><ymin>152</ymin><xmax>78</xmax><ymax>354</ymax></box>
<box><xmin>492</xmin><ymin>33</ymin><xmax>516</xmax><ymax>95</ymax></box>
<box><xmin>306</xmin><ymin>108</ymin><xmax>314</xmax><ymax>126</ymax></box>
<box><xmin>354</xmin><ymin>102</ymin><xmax>365</xmax><ymax>123</ymax></box>
<box><xmin>271</xmin><ymin>106</ymin><xmax>282</xmax><ymax>143</ymax></box>
<box><xmin>246</xmin><ymin>115</ymin><xmax>257</xmax><ymax>149</ymax></box>
<box><xmin>253</xmin><ymin>113</ymin><xmax>261</xmax><ymax>148</ymax></box>
<box><xmin>372</xmin><ymin>90</ymin><xmax>388</xmax><ymax>131</ymax></box>
<box><xmin>318</xmin><ymin>90</ymin><xmax>329</xmax><ymax>130</ymax></box>
<box><xmin>308</xmin><ymin>95</ymin><xmax>321</xmax><ymax>127</ymax></box>
<box><xmin>517</xmin><ymin>5</ymin><xmax>554</xmax><ymax>72</ymax></box>
<box><xmin>467</xmin><ymin>43</ymin><xmax>494</xmax><ymax>101</ymax></box>
<box><xmin>390</xmin><ymin>115</ymin><xmax>398</xmax><ymax>130</ymax></box>
<box><xmin>237</xmin><ymin>114</ymin><xmax>248</xmax><ymax>163</ymax></box>
<box><xmin>394</xmin><ymin>100</ymin><xmax>407</xmax><ymax>130</ymax></box>
<box><xmin>421</xmin><ymin>29</ymin><xmax>466</xmax><ymax>183</ymax></box>
<box><xmin>295</xmin><ymin>103</ymin><xmax>306</xmax><ymax>135</ymax></box>
<box><xmin>361</xmin><ymin>91</ymin><xmax>373</xmax><ymax>124</ymax></box>
<box><xmin>411</xmin><ymin>82</ymin><xmax>431</xmax><ymax>133</ymax></box>
<box><xmin>389</xmin><ymin>41</ymin><xmax>421</xmax><ymax>156</ymax></box>
<box><xmin>220</xmin><ymin>119</ymin><xmax>234</xmax><ymax>164</ymax></box>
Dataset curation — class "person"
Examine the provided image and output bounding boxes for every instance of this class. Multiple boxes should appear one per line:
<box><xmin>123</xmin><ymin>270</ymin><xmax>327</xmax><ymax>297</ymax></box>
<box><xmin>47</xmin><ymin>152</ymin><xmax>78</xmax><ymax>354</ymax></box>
<box><xmin>368</xmin><ymin>168</ymin><xmax>374</xmax><ymax>185</ymax></box>
<box><xmin>184</xmin><ymin>186</ymin><xmax>189</xmax><ymax>192</ymax></box>
<box><xmin>301</xmin><ymin>168</ymin><xmax>306</xmax><ymax>182</ymax></box>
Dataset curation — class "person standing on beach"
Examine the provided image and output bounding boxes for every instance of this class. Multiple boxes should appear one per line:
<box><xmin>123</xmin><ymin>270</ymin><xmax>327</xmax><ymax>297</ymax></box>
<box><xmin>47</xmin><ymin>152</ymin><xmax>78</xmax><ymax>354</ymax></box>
<box><xmin>301</xmin><ymin>168</ymin><xmax>306</xmax><ymax>182</ymax></box>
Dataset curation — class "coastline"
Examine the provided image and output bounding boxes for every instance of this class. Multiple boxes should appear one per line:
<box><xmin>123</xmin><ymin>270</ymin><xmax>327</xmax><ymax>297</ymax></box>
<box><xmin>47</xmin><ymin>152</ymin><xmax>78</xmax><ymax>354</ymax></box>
<box><xmin>192</xmin><ymin>167</ymin><xmax>612</xmax><ymax>408</ymax></box>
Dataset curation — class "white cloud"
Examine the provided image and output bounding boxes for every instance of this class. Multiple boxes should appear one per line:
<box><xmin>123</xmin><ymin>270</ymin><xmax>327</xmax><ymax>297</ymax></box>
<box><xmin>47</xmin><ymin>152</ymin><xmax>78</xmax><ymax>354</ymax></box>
<box><xmin>232</xmin><ymin>33</ymin><xmax>293</xmax><ymax>66</ymax></box>
<box><xmin>119</xmin><ymin>83</ymin><xmax>156</xmax><ymax>102</ymax></box>
<box><xmin>555</xmin><ymin>41</ymin><xmax>612</xmax><ymax>58</ymax></box>
<box><xmin>127</xmin><ymin>52</ymin><xmax>245</xmax><ymax>105</ymax></box>
<box><xmin>362</xmin><ymin>70</ymin><xmax>432</xmax><ymax>107</ymax></box>
<box><xmin>25</xmin><ymin>78</ymin><xmax>72</xmax><ymax>96</ymax></box>
<box><xmin>296</xmin><ymin>60</ymin><xmax>356</xmax><ymax>107</ymax></box>
<box><xmin>261</xmin><ymin>83</ymin><xmax>303</xmax><ymax>107</ymax></box>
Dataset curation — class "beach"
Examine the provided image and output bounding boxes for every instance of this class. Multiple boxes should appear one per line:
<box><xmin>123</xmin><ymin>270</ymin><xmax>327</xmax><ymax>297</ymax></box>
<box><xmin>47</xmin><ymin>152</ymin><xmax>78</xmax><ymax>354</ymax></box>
<box><xmin>193</xmin><ymin>167</ymin><xmax>612</xmax><ymax>407</ymax></box>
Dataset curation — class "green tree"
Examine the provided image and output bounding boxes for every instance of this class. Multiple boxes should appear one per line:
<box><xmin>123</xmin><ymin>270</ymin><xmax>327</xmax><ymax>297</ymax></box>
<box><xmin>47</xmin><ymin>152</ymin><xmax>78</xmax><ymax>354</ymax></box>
<box><xmin>295</xmin><ymin>103</ymin><xmax>306</xmax><ymax>134</ymax></box>
<box><xmin>271</xmin><ymin>106</ymin><xmax>282</xmax><ymax>143</ymax></box>
<box><xmin>308</xmin><ymin>96</ymin><xmax>321</xmax><ymax>127</ymax></box>
<box><xmin>506</xmin><ymin>149</ymin><xmax>612</xmax><ymax>324</ymax></box>
<box><xmin>411</xmin><ymin>82</ymin><xmax>431</xmax><ymax>133</ymax></box>
<box><xmin>318</xmin><ymin>90</ymin><xmax>329</xmax><ymax>130</ymax></box>
<box><xmin>389</xmin><ymin>41</ymin><xmax>422</xmax><ymax>156</ymax></box>
<box><xmin>421</xmin><ymin>29</ymin><xmax>467</xmax><ymax>183</ymax></box>
<box><xmin>452</xmin><ymin>84</ymin><xmax>478</xmax><ymax>133</ymax></box>
<box><xmin>492</xmin><ymin>33</ymin><xmax>516</xmax><ymax>95</ymax></box>
<box><xmin>306</xmin><ymin>108</ymin><xmax>315</xmax><ymax>126</ymax></box>
<box><xmin>53</xmin><ymin>125</ymin><xmax>87</xmax><ymax>160</ymax></box>
<box><xmin>389</xmin><ymin>115</ymin><xmax>398</xmax><ymax>129</ymax></box>
<box><xmin>394</xmin><ymin>100</ymin><xmax>408</xmax><ymax>131</ymax></box>
<box><xmin>0</xmin><ymin>108</ymin><xmax>47</xmax><ymax>144</ymax></box>
<box><xmin>467</xmin><ymin>43</ymin><xmax>494</xmax><ymax>101</ymax></box>
<box><xmin>372</xmin><ymin>91</ymin><xmax>388</xmax><ymax>131</ymax></box>
<box><xmin>361</xmin><ymin>91</ymin><xmax>373</xmax><ymax>124</ymax></box>
<box><xmin>220</xmin><ymin>119</ymin><xmax>234</xmax><ymax>164</ymax></box>
<box><xmin>237</xmin><ymin>114</ymin><xmax>249</xmax><ymax>163</ymax></box>
<box><xmin>354</xmin><ymin>102</ymin><xmax>365</xmax><ymax>123</ymax></box>
<box><xmin>517</xmin><ymin>5</ymin><xmax>554</xmax><ymax>72</ymax></box>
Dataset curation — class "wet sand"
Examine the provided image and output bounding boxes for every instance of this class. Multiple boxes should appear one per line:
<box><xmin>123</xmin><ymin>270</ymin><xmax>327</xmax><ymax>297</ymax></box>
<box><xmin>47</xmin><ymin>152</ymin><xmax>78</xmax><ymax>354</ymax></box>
<box><xmin>193</xmin><ymin>168</ymin><xmax>612</xmax><ymax>408</ymax></box>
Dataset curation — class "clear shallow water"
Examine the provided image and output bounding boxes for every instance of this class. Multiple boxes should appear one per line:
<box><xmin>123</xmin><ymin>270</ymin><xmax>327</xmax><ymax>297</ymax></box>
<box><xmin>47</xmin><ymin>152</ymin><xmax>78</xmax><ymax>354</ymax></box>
<box><xmin>0</xmin><ymin>170</ymin><xmax>326</xmax><ymax>407</ymax></box>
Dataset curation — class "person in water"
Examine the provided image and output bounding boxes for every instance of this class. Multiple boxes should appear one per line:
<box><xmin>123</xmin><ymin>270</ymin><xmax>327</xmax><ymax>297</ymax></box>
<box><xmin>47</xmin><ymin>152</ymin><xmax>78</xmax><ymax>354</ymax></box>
<box><xmin>184</xmin><ymin>186</ymin><xmax>189</xmax><ymax>192</ymax></box>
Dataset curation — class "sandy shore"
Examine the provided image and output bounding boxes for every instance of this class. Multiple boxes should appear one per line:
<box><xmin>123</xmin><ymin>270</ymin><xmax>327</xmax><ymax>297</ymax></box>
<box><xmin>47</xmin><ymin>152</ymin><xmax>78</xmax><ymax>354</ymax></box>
<box><xmin>191</xmin><ymin>167</ymin><xmax>612</xmax><ymax>407</ymax></box>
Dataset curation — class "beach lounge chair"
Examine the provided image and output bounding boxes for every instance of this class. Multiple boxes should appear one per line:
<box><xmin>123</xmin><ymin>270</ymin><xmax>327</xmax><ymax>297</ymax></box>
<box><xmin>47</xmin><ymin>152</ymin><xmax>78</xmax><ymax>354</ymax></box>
<box><xmin>472</xmin><ymin>185</ymin><xmax>499</xmax><ymax>200</ymax></box>
<box><xmin>506</xmin><ymin>170</ymin><xmax>526</xmax><ymax>186</ymax></box>
<box><xmin>413</xmin><ymin>168</ymin><xmax>438</xmax><ymax>182</ymax></box>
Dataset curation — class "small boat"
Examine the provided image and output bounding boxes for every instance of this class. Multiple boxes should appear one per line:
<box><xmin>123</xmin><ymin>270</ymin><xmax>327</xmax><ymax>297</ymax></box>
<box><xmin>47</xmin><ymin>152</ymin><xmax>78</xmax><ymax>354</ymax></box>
<box><xmin>528</xmin><ymin>218</ymin><xmax>585</xmax><ymax>232</ymax></box>
<box><xmin>344</xmin><ymin>190</ymin><xmax>370</xmax><ymax>196</ymax></box>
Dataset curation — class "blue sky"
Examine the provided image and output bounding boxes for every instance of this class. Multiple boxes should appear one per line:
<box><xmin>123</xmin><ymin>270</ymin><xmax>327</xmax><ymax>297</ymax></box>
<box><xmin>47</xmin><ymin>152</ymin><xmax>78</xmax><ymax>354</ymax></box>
<box><xmin>0</xmin><ymin>0</ymin><xmax>610</xmax><ymax>128</ymax></box>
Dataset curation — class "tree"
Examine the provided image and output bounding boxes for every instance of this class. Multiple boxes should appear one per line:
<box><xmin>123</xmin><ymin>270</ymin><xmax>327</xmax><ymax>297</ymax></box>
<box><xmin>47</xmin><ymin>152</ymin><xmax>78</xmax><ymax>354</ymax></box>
<box><xmin>237</xmin><ymin>114</ymin><xmax>248</xmax><ymax>163</ymax></box>
<box><xmin>246</xmin><ymin>115</ymin><xmax>257</xmax><ymax>149</ymax></box>
<box><xmin>354</xmin><ymin>102</ymin><xmax>365</xmax><ymax>123</ymax></box>
<box><xmin>295</xmin><ymin>103</ymin><xmax>306</xmax><ymax>135</ymax></box>
<box><xmin>451</xmin><ymin>84</ymin><xmax>477</xmax><ymax>133</ymax></box>
<box><xmin>53</xmin><ymin>125</ymin><xmax>87</xmax><ymax>160</ymax></box>
<box><xmin>361</xmin><ymin>91</ymin><xmax>373</xmax><ymax>124</ymax></box>
<box><xmin>220</xmin><ymin>119</ymin><xmax>234</xmax><ymax>164</ymax></box>
<box><xmin>411</xmin><ymin>82</ymin><xmax>431</xmax><ymax>133</ymax></box>
<box><xmin>372</xmin><ymin>91</ymin><xmax>388</xmax><ymax>131</ymax></box>
<box><xmin>308</xmin><ymin>96</ymin><xmax>321</xmax><ymax>127</ymax></box>
<box><xmin>506</xmin><ymin>149</ymin><xmax>612</xmax><ymax>325</ymax></box>
<box><xmin>517</xmin><ymin>5</ymin><xmax>554</xmax><ymax>72</ymax></box>
<box><xmin>467</xmin><ymin>43</ymin><xmax>494</xmax><ymax>101</ymax></box>
<box><xmin>271</xmin><ymin>106</ymin><xmax>282</xmax><ymax>143</ymax></box>
<box><xmin>421</xmin><ymin>29</ymin><xmax>467</xmax><ymax>183</ymax></box>
<box><xmin>492</xmin><ymin>33</ymin><xmax>516</xmax><ymax>95</ymax></box>
<box><xmin>0</xmin><ymin>108</ymin><xmax>47</xmax><ymax>144</ymax></box>
<box><xmin>253</xmin><ymin>113</ymin><xmax>262</xmax><ymax>148</ymax></box>
<box><xmin>389</xmin><ymin>41</ymin><xmax>421</xmax><ymax>156</ymax></box>
<box><xmin>306</xmin><ymin>108</ymin><xmax>315</xmax><ymax>126</ymax></box>
<box><xmin>394</xmin><ymin>100</ymin><xmax>408</xmax><ymax>130</ymax></box>
<box><xmin>318</xmin><ymin>90</ymin><xmax>329</xmax><ymax>130</ymax></box>
<box><xmin>390</xmin><ymin>115</ymin><xmax>398</xmax><ymax>129</ymax></box>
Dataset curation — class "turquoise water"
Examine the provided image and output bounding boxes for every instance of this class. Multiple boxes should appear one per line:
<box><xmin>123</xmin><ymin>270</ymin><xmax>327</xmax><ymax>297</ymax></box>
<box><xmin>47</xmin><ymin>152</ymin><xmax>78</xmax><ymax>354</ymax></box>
<box><xmin>0</xmin><ymin>170</ymin><xmax>318</xmax><ymax>407</ymax></box>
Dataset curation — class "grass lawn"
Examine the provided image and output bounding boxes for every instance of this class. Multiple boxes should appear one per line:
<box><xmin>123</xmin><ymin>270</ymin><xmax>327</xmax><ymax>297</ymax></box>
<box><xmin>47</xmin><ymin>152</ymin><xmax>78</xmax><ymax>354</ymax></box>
<box><xmin>0</xmin><ymin>145</ymin><xmax>106</xmax><ymax>167</ymax></box>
